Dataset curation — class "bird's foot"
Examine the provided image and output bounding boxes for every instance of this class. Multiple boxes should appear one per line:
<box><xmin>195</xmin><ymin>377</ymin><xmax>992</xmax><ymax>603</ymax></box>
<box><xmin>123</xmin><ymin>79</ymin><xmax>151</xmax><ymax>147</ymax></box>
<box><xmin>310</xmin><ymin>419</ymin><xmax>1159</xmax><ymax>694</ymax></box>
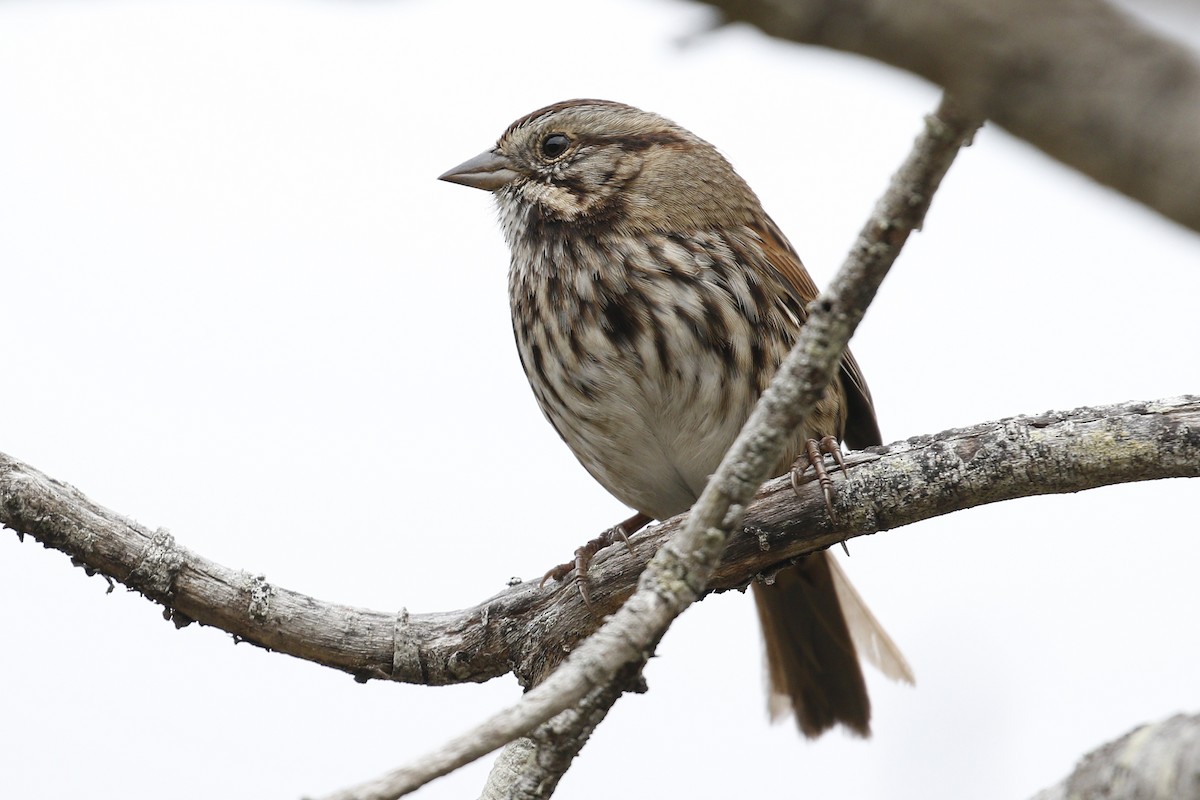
<box><xmin>791</xmin><ymin>436</ymin><xmax>851</xmax><ymax>555</ymax></box>
<box><xmin>540</xmin><ymin>512</ymin><xmax>651</xmax><ymax>609</ymax></box>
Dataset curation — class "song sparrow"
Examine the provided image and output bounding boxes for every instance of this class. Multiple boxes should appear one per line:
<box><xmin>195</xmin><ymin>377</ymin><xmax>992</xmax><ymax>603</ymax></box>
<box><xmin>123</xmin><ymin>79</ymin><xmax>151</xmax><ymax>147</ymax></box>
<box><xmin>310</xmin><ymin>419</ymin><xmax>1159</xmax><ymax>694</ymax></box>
<box><xmin>440</xmin><ymin>99</ymin><xmax>912</xmax><ymax>737</ymax></box>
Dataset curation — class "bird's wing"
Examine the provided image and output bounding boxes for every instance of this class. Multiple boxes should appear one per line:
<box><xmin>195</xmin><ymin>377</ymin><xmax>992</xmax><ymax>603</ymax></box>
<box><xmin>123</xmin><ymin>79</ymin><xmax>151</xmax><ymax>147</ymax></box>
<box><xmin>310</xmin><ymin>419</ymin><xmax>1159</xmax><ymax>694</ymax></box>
<box><xmin>749</xmin><ymin>215</ymin><xmax>882</xmax><ymax>449</ymax></box>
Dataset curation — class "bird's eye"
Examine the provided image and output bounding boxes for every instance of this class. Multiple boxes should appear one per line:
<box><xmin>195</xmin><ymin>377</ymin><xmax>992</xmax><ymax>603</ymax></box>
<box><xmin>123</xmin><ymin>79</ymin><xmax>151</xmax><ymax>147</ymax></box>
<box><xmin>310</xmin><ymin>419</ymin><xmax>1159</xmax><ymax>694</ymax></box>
<box><xmin>540</xmin><ymin>133</ymin><xmax>571</xmax><ymax>159</ymax></box>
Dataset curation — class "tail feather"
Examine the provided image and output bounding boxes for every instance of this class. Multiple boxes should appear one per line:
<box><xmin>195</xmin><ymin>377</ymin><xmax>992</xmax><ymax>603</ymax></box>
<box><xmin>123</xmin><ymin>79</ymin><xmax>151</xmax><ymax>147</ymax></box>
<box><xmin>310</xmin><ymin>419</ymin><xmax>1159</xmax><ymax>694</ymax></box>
<box><xmin>827</xmin><ymin>554</ymin><xmax>915</xmax><ymax>686</ymax></box>
<box><xmin>752</xmin><ymin>551</ymin><xmax>872</xmax><ymax>738</ymax></box>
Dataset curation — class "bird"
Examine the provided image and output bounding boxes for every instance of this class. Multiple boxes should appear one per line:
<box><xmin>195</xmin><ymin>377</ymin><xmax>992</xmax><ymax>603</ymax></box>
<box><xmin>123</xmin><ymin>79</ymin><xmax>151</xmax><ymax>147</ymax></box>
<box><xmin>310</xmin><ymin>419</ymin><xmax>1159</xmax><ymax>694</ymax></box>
<box><xmin>439</xmin><ymin>99</ymin><xmax>913</xmax><ymax>737</ymax></box>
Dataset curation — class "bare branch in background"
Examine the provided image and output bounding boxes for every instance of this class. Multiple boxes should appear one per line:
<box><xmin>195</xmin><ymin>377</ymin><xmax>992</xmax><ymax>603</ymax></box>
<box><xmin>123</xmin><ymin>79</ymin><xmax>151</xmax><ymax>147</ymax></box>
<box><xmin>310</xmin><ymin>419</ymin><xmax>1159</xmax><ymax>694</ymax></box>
<box><xmin>1030</xmin><ymin>712</ymin><xmax>1200</xmax><ymax>800</ymax></box>
<box><xmin>705</xmin><ymin>0</ymin><xmax>1200</xmax><ymax>233</ymax></box>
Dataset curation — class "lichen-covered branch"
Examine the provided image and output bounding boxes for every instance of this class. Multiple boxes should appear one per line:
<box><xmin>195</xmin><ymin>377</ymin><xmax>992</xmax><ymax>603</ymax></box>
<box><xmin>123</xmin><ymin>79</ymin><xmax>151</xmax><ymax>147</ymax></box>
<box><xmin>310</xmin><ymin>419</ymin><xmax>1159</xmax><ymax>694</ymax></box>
<box><xmin>3</xmin><ymin>398</ymin><xmax>1196</xmax><ymax>698</ymax></box>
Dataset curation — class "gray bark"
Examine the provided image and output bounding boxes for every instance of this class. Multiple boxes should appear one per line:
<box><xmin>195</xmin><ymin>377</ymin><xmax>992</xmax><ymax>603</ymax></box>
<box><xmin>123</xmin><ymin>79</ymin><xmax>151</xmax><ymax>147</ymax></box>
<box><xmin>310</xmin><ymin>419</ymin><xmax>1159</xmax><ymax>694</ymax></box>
<box><xmin>1031</xmin><ymin>713</ymin><xmax>1200</xmax><ymax>800</ymax></box>
<box><xmin>702</xmin><ymin>0</ymin><xmax>1200</xmax><ymax>233</ymax></box>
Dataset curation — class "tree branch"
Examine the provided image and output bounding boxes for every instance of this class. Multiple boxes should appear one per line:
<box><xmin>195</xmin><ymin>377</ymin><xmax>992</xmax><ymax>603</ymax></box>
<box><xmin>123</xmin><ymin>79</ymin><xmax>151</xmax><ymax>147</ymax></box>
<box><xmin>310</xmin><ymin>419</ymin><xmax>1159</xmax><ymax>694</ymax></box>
<box><xmin>1030</xmin><ymin>712</ymin><xmax>1200</xmax><ymax>800</ymax></box>
<box><xmin>704</xmin><ymin>0</ymin><xmax>1200</xmax><ymax>234</ymax></box>
<box><xmin>5</xmin><ymin>397</ymin><xmax>1197</xmax><ymax>695</ymax></box>
<box><xmin>5</xmin><ymin>396</ymin><xmax>1198</xmax><ymax>796</ymax></box>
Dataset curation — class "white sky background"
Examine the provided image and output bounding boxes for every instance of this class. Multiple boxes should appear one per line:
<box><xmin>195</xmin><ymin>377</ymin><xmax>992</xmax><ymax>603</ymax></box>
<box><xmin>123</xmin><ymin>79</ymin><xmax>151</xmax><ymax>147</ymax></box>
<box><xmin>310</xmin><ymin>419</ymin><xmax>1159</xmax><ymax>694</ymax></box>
<box><xmin>2</xmin><ymin>1</ymin><xmax>1199</xmax><ymax>798</ymax></box>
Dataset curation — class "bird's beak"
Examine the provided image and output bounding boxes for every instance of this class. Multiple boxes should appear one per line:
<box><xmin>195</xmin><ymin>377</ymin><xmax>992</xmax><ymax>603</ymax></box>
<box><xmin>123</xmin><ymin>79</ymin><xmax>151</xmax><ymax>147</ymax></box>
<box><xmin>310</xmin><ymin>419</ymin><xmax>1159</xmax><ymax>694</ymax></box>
<box><xmin>438</xmin><ymin>149</ymin><xmax>520</xmax><ymax>191</ymax></box>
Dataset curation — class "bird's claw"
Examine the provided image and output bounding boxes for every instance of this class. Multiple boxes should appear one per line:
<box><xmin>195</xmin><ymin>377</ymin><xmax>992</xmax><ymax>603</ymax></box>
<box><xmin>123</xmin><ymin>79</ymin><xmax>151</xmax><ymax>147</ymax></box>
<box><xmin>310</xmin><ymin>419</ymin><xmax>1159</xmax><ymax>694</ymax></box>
<box><xmin>539</xmin><ymin>512</ymin><xmax>651</xmax><ymax>611</ymax></box>
<box><xmin>791</xmin><ymin>436</ymin><xmax>851</xmax><ymax>554</ymax></box>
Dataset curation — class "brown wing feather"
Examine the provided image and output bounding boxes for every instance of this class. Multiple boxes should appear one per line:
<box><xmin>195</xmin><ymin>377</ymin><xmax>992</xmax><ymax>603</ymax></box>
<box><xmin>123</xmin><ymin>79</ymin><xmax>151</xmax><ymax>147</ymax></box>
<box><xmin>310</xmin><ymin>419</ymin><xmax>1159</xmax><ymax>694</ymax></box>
<box><xmin>749</xmin><ymin>215</ymin><xmax>882</xmax><ymax>449</ymax></box>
